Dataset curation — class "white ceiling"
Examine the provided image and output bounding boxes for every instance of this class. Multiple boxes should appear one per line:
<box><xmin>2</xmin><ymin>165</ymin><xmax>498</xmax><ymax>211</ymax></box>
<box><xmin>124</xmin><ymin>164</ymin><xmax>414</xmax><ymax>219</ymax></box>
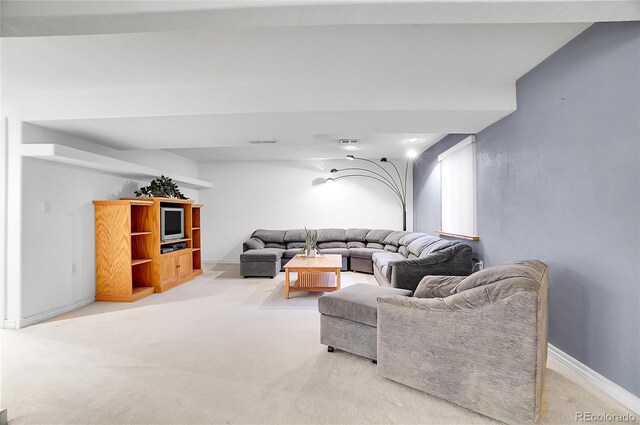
<box><xmin>2</xmin><ymin>1</ymin><xmax>635</xmax><ymax>161</ymax></box>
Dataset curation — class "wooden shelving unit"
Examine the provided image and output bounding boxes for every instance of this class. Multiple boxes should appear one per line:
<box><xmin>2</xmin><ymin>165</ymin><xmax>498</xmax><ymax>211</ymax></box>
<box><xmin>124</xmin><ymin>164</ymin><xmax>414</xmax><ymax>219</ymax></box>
<box><xmin>93</xmin><ymin>198</ymin><xmax>204</xmax><ymax>302</ymax></box>
<box><xmin>192</xmin><ymin>204</ymin><xmax>202</xmax><ymax>272</ymax></box>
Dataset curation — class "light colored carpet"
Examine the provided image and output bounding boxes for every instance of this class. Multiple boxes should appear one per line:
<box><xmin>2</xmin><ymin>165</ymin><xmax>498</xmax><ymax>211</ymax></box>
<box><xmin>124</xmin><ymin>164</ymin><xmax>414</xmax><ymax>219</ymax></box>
<box><xmin>1</xmin><ymin>264</ymin><xmax>631</xmax><ymax>424</ymax></box>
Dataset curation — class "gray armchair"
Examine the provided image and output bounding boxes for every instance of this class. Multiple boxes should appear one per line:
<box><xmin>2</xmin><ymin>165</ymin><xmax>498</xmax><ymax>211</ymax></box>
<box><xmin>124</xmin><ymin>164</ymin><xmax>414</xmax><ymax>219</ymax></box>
<box><xmin>377</xmin><ymin>260</ymin><xmax>549</xmax><ymax>424</ymax></box>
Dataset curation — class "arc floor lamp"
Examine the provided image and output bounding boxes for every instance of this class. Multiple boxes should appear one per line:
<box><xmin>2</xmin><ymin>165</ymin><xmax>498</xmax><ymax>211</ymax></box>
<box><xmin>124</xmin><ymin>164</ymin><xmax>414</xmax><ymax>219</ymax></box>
<box><xmin>328</xmin><ymin>152</ymin><xmax>416</xmax><ymax>231</ymax></box>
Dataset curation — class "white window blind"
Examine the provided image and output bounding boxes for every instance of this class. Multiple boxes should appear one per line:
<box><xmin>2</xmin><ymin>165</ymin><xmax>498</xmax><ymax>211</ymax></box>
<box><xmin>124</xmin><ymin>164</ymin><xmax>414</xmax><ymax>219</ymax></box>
<box><xmin>439</xmin><ymin>136</ymin><xmax>476</xmax><ymax>236</ymax></box>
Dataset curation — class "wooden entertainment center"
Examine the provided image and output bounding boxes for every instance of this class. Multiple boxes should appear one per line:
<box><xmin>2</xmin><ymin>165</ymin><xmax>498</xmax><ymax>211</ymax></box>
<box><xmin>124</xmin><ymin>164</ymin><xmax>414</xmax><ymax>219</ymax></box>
<box><xmin>93</xmin><ymin>197</ymin><xmax>203</xmax><ymax>302</ymax></box>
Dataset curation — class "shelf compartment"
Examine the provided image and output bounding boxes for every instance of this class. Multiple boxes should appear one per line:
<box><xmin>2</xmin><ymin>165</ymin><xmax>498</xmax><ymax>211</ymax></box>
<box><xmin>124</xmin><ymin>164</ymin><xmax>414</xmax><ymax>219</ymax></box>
<box><xmin>160</xmin><ymin>238</ymin><xmax>191</xmax><ymax>245</ymax></box>
<box><xmin>132</xmin><ymin>258</ymin><xmax>152</xmax><ymax>266</ymax></box>
<box><xmin>132</xmin><ymin>286</ymin><xmax>155</xmax><ymax>301</ymax></box>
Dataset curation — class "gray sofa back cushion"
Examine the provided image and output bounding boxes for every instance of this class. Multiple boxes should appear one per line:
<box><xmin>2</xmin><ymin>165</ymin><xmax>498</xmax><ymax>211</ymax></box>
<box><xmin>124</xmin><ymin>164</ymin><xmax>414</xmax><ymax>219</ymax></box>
<box><xmin>252</xmin><ymin>229</ymin><xmax>286</xmax><ymax>243</ymax></box>
<box><xmin>384</xmin><ymin>245</ymin><xmax>399</xmax><ymax>252</ymax></box>
<box><xmin>265</xmin><ymin>242</ymin><xmax>286</xmax><ymax>249</ymax></box>
<box><xmin>407</xmin><ymin>235</ymin><xmax>441</xmax><ymax>257</ymax></box>
<box><xmin>317</xmin><ymin>228</ymin><xmax>347</xmax><ymax>242</ymax></box>
<box><xmin>284</xmin><ymin>229</ymin><xmax>307</xmax><ymax>243</ymax></box>
<box><xmin>418</xmin><ymin>240</ymin><xmax>457</xmax><ymax>258</ymax></box>
<box><xmin>318</xmin><ymin>241</ymin><xmax>348</xmax><ymax>249</ymax></box>
<box><xmin>455</xmin><ymin>260</ymin><xmax>548</xmax><ymax>294</ymax></box>
<box><xmin>365</xmin><ymin>229</ymin><xmax>393</xmax><ymax>244</ymax></box>
<box><xmin>399</xmin><ymin>232</ymin><xmax>429</xmax><ymax>247</ymax></box>
<box><xmin>287</xmin><ymin>242</ymin><xmax>306</xmax><ymax>249</ymax></box>
<box><xmin>346</xmin><ymin>228</ymin><xmax>370</xmax><ymax>242</ymax></box>
<box><xmin>398</xmin><ymin>245</ymin><xmax>409</xmax><ymax>257</ymax></box>
<box><xmin>383</xmin><ymin>231</ymin><xmax>410</xmax><ymax>246</ymax></box>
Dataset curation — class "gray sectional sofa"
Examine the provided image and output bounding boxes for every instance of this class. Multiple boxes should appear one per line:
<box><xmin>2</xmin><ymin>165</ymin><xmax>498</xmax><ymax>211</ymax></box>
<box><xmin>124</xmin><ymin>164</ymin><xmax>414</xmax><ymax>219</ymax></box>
<box><xmin>241</xmin><ymin>228</ymin><xmax>472</xmax><ymax>291</ymax></box>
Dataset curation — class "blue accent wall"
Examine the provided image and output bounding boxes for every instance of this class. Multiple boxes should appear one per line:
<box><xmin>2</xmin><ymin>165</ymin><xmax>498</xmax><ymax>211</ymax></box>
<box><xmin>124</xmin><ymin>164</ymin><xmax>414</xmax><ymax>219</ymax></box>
<box><xmin>413</xmin><ymin>22</ymin><xmax>640</xmax><ymax>396</ymax></box>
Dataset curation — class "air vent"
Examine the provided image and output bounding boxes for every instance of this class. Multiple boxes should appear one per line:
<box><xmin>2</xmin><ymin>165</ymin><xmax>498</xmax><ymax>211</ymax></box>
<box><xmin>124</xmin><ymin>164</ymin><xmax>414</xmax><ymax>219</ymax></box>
<box><xmin>339</xmin><ymin>139</ymin><xmax>359</xmax><ymax>144</ymax></box>
<box><xmin>247</xmin><ymin>139</ymin><xmax>278</xmax><ymax>145</ymax></box>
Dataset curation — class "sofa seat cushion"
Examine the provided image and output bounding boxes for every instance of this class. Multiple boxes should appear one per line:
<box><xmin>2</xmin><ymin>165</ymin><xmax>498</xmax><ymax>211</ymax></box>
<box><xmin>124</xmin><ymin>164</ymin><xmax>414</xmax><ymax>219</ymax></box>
<box><xmin>318</xmin><ymin>241</ymin><xmax>348</xmax><ymax>249</ymax></box>
<box><xmin>367</xmin><ymin>242</ymin><xmax>385</xmax><ymax>249</ymax></box>
<box><xmin>240</xmin><ymin>248</ymin><xmax>284</xmax><ymax>262</ymax></box>
<box><xmin>372</xmin><ymin>251</ymin><xmax>405</xmax><ymax>268</ymax></box>
<box><xmin>349</xmin><ymin>247</ymin><xmax>384</xmax><ymax>259</ymax></box>
<box><xmin>318</xmin><ymin>283</ymin><xmax>412</xmax><ymax>327</ymax></box>
<box><xmin>347</xmin><ymin>241</ymin><xmax>366</xmax><ymax>248</ymax></box>
<box><xmin>283</xmin><ymin>248</ymin><xmax>302</xmax><ymax>259</ymax></box>
<box><xmin>319</xmin><ymin>248</ymin><xmax>350</xmax><ymax>257</ymax></box>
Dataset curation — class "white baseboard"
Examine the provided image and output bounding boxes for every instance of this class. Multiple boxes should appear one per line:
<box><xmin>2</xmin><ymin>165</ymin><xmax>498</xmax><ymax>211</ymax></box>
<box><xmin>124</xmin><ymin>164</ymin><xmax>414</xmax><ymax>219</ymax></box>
<box><xmin>202</xmin><ymin>259</ymin><xmax>239</xmax><ymax>264</ymax></box>
<box><xmin>548</xmin><ymin>344</ymin><xmax>640</xmax><ymax>415</ymax></box>
<box><xmin>16</xmin><ymin>296</ymin><xmax>95</xmax><ymax>328</ymax></box>
<box><xmin>2</xmin><ymin>320</ymin><xmax>16</xmax><ymax>329</ymax></box>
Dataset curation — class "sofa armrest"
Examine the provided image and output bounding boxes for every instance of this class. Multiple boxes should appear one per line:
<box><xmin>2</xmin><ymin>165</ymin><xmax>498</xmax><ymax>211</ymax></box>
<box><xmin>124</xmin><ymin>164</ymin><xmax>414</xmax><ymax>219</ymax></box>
<box><xmin>387</xmin><ymin>244</ymin><xmax>472</xmax><ymax>292</ymax></box>
<box><xmin>243</xmin><ymin>237</ymin><xmax>265</xmax><ymax>252</ymax></box>
<box><xmin>413</xmin><ymin>275</ymin><xmax>466</xmax><ymax>298</ymax></box>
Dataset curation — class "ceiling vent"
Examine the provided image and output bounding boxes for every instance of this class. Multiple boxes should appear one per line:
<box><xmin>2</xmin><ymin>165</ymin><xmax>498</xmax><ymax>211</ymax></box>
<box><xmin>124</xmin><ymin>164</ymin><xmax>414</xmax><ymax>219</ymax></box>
<box><xmin>339</xmin><ymin>139</ymin><xmax>359</xmax><ymax>145</ymax></box>
<box><xmin>248</xmin><ymin>139</ymin><xmax>278</xmax><ymax>144</ymax></box>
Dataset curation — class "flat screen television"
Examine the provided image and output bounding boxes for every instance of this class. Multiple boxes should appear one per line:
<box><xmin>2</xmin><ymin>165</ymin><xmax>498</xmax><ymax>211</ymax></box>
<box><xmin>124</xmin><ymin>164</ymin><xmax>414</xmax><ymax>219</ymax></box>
<box><xmin>161</xmin><ymin>207</ymin><xmax>184</xmax><ymax>241</ymax></box>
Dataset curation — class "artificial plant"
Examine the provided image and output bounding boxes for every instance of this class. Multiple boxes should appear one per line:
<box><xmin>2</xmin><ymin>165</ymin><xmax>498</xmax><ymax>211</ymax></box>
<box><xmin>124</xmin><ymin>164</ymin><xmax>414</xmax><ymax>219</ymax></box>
<box><xmin>134</xmin><ymin>175</ymin><xmax>188</xmax><ymax>199</ymax></box>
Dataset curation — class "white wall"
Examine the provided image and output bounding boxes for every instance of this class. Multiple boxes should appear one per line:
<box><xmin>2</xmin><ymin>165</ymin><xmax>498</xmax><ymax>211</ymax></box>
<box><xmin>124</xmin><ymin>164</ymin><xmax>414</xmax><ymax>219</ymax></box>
<box><xmin>12</xmin><ymin>124</ymin><xmax>199</xmax><ymax>326</ymax></box>
<box><xmin>198</xmin><ymin>159</ymin><xmax>412</xmax><ymax>263</ymax></box>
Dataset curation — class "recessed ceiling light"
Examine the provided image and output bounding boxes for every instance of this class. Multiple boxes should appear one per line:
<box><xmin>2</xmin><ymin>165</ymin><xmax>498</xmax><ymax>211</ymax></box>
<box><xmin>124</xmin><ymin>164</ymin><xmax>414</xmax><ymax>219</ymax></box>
<box><xmin>407</xmin><ymin>138</ymin><xmax>420</xmax><ymax>143</ymax></box>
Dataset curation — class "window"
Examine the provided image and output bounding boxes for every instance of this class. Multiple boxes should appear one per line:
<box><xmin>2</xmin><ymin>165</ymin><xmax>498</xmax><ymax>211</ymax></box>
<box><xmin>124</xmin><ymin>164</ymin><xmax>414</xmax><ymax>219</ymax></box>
<box><xmin>438</xmin><ymin>135</ymin><xmax>477</xmax><ymax>238</ymax></box>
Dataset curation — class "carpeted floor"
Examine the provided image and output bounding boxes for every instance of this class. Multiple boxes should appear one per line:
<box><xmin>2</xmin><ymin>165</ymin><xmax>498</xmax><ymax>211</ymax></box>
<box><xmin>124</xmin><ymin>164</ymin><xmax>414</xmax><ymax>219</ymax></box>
<box><xmin>1</xmin><ymin>264</ymin><xmax>631</xmax><ymax>424</ymax></box>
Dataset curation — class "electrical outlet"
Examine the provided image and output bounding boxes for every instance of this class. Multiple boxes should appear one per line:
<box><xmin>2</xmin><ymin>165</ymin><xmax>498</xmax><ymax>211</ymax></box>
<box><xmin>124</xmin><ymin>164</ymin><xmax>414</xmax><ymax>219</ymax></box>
<box><xmin>477</xmin><ymin>260</ymin><xmax>484</xmax><ymax>270</ymax></box>
<box><xmin>42</xmin><ymin>201</ymin><xmax>50</xmax><ymax>213</ymax></box>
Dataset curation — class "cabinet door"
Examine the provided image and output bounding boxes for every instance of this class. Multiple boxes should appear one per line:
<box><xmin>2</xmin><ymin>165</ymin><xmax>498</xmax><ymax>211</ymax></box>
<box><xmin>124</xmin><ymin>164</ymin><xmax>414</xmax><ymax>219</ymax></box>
<box><xmin>161</xmin><ymin>254</ymin><xmax>178</xmax><ymax>285</ymax></box>
<box><xmin>177</xmin><ymin>250</ymin><xmax>192</xmax><ymax>279</ymax></box>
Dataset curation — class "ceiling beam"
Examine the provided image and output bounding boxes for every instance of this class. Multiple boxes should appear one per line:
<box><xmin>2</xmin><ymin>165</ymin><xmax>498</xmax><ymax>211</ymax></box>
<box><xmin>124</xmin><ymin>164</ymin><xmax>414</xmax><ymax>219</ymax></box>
<box><xmin>2</xmin><ymin>1</ymin><xmax>638</xmax><ymax>37</ymax></box>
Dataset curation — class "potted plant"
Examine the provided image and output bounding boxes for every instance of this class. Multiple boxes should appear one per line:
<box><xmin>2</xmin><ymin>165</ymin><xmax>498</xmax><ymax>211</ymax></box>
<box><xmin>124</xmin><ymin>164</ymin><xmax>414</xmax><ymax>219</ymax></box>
<box><xmin>134</xmin><ymin>175</ymin><xmax>188</xmax><ymax>199</ymax></box>
<box><xmin>301</xmin><ymin>228</ymin><xmax>322</xmax><ymax>258</ymax></box>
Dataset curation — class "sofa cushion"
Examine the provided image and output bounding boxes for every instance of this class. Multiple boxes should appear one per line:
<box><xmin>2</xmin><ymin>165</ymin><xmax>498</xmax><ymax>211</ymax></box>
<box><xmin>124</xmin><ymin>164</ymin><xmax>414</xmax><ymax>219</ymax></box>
<box><xmin>347</xmin><ymin>241</ymin><xmax>366</xmax><ymax>248</ymax></box>
<box><xmin>455</xmin><ymin>260</ymin><xmax>548</xmax><ymax>294</ymax></box>
<box><xmin>418</xmin><ymin>239</ymin><xmax>457</xmax><ymax>257</ymax></box>
<box><xmin>365</xmin><ymin>229</ymin><xmax>394</xmax><ymax>244</ymax></box>
<box><xmin>384</xmin><ymin>245</ymin><xmax>399</xmax><ymax>252</ymax></box>
<box><xmin>317</xmin><ymin>228</ymin><xmax>347</xmax><ymax>242</ymax></box>
<box><xmin>318</xmin><ymin>283</ymin><xmax>412</xmax><ymax>327</ymax></box>
<box><xmin>349</xmin><ymin>247</ymin><xmax>382</xmax><ymax>259</ymax></box>
<box><xmin>407</xmin><ymin>235</ymin><xmax>441</xmax><ymax>257</ymax></box>
<box><xmin>252</xmin><ymin>229</ymin><xmax>286</xmax><ymax>244</ymax></box>
<box><xmin>346</xmin><ymin>228</ymin><xmax>370</xmax><ymax>242</ymax></box>
<box><xmin>399</xmin><ymin>232</ymin><xmax>429</xmax><ymax>247</ymax></box>
<box><xmin>243</xmin><ymin>237</ymin><xmax>265</xmax><ymax>251</ymax></box>
<box><xmin>265</xmin><ymin>242</ymin><xmax>286</xmax><ymax>249</ymax></box>
<box><xmin>383</xmin><ymin>231</ymin><xmax>410</xmax><ymax>247</ymax></box>
<box><xmin>366</xmin><ymin>242</ymin><xmax>385</xmax><ymax>249</ymax></box>
<box><xmin>287</xmin><ymin>242</ymin><xmax>306</xmax><ymax>249</ymax></box>
<box><xmin>283</xmin><ymin>248</ymin><xmax>302</xmax><ymax>259</ymax></box>
<box><xmin>240</xmin><ymin>248</ymin><xmax>284</xmax><ymax>262</ymax></box>
<box><xmin>319</xmin><ymin>248</ymin><xmax>350</xmax><ymax>257</ymax></box>
<box><xmin>398</xmin><ymin>245</ymin><xmax>409</xmax><ymax>257</ymax></box>
<box><xmin>284</xmin><ymin>229</ymin><xmax>307</xmax><ymax>243</ymax></box>
<box><xmin>318</xmin><ymin>241</ymin><xmax>348</xmax><ymax>249</ymax></box>
<box><xmin>372</xmin><ymin>251</ymin><xmax>405</xmax><ymax>268</ymax></box>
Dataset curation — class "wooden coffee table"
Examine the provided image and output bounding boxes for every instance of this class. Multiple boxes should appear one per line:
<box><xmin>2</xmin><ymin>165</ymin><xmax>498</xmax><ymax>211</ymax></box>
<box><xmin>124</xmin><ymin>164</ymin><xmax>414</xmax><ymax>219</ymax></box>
<box><xmin>284</xmin><ymin>254</ymin><xmax>342</xmax><ymax>299</ymax></box>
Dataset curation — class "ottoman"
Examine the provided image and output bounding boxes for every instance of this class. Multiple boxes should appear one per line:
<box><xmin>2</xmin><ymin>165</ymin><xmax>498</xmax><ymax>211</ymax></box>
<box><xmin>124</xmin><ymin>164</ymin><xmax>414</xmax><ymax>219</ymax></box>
<box><xmin>318</xmin><ymin>283</ymin><xmax>412</xmax><ymax>361</ymax></box>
